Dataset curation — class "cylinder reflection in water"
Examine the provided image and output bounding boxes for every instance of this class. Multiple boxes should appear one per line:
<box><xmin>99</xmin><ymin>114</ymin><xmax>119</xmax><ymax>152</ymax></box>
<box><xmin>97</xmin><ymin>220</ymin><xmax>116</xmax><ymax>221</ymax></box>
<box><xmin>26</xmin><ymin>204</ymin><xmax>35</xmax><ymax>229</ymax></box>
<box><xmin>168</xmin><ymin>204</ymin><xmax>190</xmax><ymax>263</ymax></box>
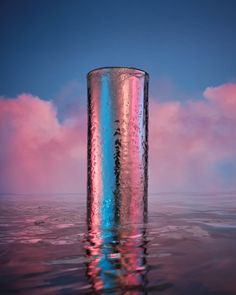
<box><xmin>87</xmin><ymin>67</ymin><xmax>149</xmax><ymax>229</ymax></box>
<box><xmin>85</xmin><ymin>225</ymin><xmax>148</xmax><ymax>293</ymax></box>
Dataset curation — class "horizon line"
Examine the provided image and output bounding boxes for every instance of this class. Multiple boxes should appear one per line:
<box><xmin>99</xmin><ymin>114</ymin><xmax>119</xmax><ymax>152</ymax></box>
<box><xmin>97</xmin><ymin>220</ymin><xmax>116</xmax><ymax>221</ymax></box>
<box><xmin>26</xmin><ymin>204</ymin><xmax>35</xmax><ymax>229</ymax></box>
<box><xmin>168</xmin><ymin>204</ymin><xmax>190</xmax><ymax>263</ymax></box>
<box><xmin>0</xmin><ymin>191</ymin><xmax>236</xmax><ymax>196</ymax></box>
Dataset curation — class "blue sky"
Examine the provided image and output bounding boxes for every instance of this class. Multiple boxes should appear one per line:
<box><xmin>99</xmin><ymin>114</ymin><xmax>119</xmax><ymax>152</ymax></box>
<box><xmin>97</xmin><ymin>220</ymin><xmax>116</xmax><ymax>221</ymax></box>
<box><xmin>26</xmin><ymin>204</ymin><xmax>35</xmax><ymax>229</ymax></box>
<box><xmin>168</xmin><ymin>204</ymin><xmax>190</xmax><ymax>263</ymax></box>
<box><xmin>1</xmin><ymin>0</ymin><xmax>236</xmax><ymax>100</ymax></box>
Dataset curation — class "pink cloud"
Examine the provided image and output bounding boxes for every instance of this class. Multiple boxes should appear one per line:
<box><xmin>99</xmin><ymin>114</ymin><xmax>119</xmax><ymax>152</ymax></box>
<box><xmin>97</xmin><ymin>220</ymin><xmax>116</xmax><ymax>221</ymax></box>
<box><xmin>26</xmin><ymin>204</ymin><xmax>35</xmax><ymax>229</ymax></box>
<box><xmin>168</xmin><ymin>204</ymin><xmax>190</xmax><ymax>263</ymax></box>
<box><xmin>0</xmin><ymin>94</ymin><xmax>86</xmax><ymax>194</ymax></box>
<box><xmin>0</xmin><ymin>83</ymin><xmax>236</xmax><ymax>194</ymax></box>
<box><xmin>149</xmin><ymin>83</ymin><xmax>236</xmax><ymax>192</ymax></box>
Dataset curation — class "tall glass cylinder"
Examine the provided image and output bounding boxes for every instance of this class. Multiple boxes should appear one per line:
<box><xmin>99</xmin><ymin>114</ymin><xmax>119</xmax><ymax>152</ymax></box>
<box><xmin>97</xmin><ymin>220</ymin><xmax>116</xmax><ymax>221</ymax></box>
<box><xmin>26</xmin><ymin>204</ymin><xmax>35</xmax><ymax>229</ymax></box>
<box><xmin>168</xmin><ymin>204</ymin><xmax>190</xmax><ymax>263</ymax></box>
<box><xmin>87</xmin><ymin>67</ymin><xmax>149</xmax><ymax>230</ymax></box>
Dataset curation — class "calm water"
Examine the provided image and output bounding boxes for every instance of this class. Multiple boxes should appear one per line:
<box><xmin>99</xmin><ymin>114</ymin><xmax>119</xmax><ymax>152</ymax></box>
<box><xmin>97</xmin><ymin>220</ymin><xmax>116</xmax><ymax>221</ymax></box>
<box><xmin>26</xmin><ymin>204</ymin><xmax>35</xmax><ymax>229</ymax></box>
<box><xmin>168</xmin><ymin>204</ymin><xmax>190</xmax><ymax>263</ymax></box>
<box><xmin>0</xmin><ymin>193</ymin><xmax>236</xmax><ymax>294</ymax></box>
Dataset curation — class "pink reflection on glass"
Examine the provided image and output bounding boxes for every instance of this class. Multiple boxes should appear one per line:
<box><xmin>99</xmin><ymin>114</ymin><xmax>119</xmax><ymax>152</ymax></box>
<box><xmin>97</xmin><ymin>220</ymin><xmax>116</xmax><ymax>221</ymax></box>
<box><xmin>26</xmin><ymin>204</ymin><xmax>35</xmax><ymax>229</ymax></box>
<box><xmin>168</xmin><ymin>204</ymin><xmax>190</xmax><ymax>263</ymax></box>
<box><xmin>87</xmin><ymin>67</ymin><xmax>148</xmax><ymax>227</ymax></box>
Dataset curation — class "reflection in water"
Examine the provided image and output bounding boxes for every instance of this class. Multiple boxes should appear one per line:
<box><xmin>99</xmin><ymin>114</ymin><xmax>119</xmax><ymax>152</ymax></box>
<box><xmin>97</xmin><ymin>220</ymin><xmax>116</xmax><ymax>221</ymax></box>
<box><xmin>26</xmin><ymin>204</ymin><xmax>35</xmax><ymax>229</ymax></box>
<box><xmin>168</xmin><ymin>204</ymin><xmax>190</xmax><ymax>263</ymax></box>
<box><xmin>86</xmin><ymin>223</ymin><xmax>148</xmax><ymax>294</ymax></box>
<box><xmin>1</xmin><ymin>196</ymin><xmax>236</xmax><ymax>294</ymax></box>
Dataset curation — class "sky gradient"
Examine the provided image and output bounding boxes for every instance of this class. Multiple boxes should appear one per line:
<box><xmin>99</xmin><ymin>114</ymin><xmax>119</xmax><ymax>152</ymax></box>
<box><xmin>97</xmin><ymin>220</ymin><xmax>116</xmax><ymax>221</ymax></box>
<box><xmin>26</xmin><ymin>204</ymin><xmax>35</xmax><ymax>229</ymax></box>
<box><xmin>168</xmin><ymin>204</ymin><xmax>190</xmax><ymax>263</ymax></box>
<box><xmin>1</xmin><ymin>0</ymin><xmax>236</xmax><ymax>194</ymax></box>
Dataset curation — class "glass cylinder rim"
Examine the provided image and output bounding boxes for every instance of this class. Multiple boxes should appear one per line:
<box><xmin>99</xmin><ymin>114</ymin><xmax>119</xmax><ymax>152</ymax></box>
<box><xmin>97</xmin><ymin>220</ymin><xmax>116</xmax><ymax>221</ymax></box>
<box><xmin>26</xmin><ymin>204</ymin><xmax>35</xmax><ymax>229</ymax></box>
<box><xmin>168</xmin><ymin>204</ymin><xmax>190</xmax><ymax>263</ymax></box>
<box><xmin>87</xmin><ymin>66</ymin><xmax>149</xmax><ymax>78</ymax></box>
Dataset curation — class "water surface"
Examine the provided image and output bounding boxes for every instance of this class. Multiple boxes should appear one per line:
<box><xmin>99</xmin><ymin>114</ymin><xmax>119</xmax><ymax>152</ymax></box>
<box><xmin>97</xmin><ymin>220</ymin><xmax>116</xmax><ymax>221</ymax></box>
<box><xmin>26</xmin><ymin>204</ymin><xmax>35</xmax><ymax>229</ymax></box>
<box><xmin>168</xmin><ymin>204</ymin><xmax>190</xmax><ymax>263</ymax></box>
<box><xmin>0</xmin><ymin>193</ymin><xmax>236</xmax><ymax>294</ymax></box>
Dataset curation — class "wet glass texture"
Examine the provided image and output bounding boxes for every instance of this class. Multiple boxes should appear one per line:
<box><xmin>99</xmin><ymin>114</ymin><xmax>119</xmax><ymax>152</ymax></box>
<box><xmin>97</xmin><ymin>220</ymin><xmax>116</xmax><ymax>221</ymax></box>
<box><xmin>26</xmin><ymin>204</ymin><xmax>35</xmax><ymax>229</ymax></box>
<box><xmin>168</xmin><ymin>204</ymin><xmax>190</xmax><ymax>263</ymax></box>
<box><xmin>87</xmin><ymin>67</ymin><xmax>149</xmax><ymax>229</ymax></box>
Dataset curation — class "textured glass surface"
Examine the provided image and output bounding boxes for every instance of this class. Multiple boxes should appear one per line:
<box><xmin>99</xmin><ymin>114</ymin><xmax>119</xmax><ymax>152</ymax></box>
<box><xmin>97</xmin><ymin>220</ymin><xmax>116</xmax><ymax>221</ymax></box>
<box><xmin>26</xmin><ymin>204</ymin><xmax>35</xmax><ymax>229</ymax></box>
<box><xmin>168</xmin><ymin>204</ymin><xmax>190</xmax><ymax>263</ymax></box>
<box><xmin>87</xmin><ymin>67</ymin><xmax>149</xmax><ymax>230</ymax></box>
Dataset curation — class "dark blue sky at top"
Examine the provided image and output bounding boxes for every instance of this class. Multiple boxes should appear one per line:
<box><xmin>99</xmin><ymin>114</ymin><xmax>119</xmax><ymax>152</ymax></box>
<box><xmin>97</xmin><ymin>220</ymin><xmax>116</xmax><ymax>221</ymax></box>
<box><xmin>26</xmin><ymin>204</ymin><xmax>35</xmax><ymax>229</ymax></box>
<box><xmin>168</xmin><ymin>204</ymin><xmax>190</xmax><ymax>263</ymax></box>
<box><xmin>1</xmin><ymin>0</ymin><xmax>236</xmax><ymax>102</ymax></box>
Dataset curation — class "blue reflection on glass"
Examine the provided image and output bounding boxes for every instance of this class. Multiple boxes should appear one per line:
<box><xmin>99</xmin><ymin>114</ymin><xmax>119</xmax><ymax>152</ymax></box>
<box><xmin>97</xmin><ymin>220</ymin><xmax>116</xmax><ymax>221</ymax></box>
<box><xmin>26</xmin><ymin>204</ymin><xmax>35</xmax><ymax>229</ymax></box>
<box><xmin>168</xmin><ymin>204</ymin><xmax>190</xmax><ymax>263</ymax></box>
<box><xmin>99</xmin><ymin>74</ymin><xmax>116</xmax><ymax>290</ymax></box>
<box><xmin>100</xmin><ymin>74</ymin><xmax>116</xmax><ymax>229</ymax></box>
